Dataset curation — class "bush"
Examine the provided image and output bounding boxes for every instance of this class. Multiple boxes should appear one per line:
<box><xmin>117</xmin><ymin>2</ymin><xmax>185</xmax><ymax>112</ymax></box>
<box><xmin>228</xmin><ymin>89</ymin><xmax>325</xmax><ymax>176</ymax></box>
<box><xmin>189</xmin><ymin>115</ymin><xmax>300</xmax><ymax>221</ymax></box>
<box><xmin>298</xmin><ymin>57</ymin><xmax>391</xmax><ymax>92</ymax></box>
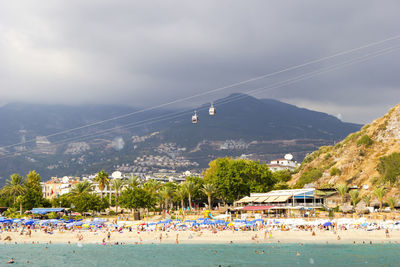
<box><xmin>330</xmin><ymin>167</ymin><xmax>341</xmax><ymax>176</ymax></box>
<box><xmin>357</xmin><ymin>134</ymin><xmax>373</xmax><ymax>147</ymax></box>
<box><xmin>48</xmin><ymin>212</ymin><xmax>58</xmax><ymax>219</ymax></box>
<box><xmin>295</xmin><ymin>168</ymin><xmax>323</xmax><ymax>188</ymax></box>
<box><xmin>377</xmin><ymin>152</ymin><xmax>400</xmax><ymax>184</ymax></box>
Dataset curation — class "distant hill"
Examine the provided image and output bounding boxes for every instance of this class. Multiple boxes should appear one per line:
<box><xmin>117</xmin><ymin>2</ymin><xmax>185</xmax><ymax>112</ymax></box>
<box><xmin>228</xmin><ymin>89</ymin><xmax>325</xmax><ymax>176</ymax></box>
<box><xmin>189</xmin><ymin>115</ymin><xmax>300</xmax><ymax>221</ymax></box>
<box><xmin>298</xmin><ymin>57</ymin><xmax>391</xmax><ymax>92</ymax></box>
<box><xmin>0</xmin><ymin>94</ymin><xmax>361</xmax><ymax>183</ymax></box>
<box><xmin>161</xmin><ymin>94</ymin><xmax>360</xmax><ymax>146</ymax></box>
<box><xmin>290</xmin><ymin>102</ymin><xmax>400</xmax><ymax>196</ymax></box>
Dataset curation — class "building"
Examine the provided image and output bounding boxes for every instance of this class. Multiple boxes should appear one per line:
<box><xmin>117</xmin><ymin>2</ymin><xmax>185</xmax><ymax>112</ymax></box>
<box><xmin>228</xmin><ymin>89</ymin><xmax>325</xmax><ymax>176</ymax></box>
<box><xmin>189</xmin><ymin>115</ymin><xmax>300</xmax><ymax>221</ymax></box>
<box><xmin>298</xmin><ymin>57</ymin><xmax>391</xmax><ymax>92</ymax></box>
<box><xmin>235</xmin><ymin>188</ymin><xmax>324</xmax><ymax>216</ymax></box>
<box><xmin>41</xmin><ymin>176</ymin><xmax>79</xmax><ymax>199</ymax></box>
<box><xmin>268</xmin><ymin>154</ymin><xmax>299</xmax><ymax>172</ymax></box>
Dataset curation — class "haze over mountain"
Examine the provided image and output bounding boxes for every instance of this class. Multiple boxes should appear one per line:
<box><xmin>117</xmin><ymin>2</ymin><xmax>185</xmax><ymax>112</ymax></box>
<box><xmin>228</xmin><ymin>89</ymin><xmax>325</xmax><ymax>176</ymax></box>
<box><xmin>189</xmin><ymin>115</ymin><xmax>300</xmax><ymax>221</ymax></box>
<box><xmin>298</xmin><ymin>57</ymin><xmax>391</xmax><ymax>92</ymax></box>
<box><xmin>0</xmin><ymin>94</ymin><xmax>361</xmax><ymax>184</ymax></box>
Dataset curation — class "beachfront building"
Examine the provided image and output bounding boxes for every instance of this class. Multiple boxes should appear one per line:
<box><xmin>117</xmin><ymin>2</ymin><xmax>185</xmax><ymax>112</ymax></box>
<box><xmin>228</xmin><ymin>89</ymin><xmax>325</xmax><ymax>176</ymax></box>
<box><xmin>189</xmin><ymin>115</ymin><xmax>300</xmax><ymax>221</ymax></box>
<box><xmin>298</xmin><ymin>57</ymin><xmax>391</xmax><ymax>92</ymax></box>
<box><xmin>41</xmin><ymin>176</ymin><xmax>80</xmax><ymax>199</ymax></box>
<box><xmin>235</xmin><ymin>188</ymin><xmax>324</xmax><ymax>216</ymax></box>
<box><xmin>267</xmin><ymin>154</ymin><xmax>299</xmax><ymax>172</ymax></box>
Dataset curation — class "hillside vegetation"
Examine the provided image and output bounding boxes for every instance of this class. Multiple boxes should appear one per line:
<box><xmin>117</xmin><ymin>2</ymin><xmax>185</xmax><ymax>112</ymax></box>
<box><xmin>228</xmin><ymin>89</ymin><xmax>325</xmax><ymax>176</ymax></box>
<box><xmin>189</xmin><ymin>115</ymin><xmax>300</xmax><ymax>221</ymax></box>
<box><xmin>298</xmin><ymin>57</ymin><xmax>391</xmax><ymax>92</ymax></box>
<box><xmin>290</xmin><ymin>103</ymin><xmax>400</xmax><ymax>197</ymax></box>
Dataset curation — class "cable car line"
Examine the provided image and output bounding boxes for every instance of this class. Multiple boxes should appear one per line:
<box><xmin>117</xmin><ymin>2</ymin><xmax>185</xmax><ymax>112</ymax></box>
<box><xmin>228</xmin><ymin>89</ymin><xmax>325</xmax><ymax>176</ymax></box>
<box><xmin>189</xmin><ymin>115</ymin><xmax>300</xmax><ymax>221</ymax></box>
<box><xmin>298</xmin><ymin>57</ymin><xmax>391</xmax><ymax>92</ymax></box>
<box><xmin>0</xmin><ymin>43</ymin><xmax>398</xmax><ymax>160</ymax></box>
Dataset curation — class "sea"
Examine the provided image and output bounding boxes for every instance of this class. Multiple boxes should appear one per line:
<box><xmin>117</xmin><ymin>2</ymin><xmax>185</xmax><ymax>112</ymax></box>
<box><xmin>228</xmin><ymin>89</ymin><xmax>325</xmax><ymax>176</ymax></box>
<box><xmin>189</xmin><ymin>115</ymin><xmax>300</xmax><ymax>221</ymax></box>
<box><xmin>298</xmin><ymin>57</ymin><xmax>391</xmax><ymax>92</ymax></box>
<box><xmin>0</xmin><ymin>243</ymin><xmax>398</xmax><ymax>266</ymax></box>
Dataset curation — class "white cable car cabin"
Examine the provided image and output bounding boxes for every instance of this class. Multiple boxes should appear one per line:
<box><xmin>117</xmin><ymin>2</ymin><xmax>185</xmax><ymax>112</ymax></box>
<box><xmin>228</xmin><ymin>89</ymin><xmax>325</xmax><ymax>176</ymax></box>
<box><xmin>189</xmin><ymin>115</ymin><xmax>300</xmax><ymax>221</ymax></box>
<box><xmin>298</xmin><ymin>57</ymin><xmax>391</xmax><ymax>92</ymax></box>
<box><xmin>209</xmin><ymin>103</ymin><xmax>216</xmax><ymax>116</ymax></box>
<box><xmin>192</xmin><ymin>111</ymin><xmax>198</xmax><ymax>124</ymax></box>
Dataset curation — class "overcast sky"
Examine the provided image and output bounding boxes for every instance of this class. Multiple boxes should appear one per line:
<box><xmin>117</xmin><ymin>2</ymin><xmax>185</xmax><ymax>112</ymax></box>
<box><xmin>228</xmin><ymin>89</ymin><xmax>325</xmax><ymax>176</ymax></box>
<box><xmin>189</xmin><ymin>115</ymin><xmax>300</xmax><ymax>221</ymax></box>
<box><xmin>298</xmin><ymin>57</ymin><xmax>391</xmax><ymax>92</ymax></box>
<box><xmin>0</xmin><ymin>1</ymin><xmax>399</xmax><ymax>123</ymax></box>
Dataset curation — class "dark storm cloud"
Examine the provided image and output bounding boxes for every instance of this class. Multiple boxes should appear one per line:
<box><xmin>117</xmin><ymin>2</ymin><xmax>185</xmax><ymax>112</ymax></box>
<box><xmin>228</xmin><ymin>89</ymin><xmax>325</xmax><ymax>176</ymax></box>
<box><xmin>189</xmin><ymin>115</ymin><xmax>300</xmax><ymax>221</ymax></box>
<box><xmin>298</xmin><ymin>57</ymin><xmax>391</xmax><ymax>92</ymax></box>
<box><xmin>0</xmin><ymin>0</ymin><xmax>399</xmax><ymax>123</ymax></box>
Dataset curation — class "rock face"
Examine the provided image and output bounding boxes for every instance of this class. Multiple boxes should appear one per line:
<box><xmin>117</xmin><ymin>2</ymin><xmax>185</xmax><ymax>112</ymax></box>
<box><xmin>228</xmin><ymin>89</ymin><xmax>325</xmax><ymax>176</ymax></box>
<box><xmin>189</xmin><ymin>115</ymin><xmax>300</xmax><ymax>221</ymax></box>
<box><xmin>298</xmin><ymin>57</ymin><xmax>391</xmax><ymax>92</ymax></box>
<box><xmin>290</xmin><ymin>103</ymin><xmax>400</xmax><ymax>196</ymax></box>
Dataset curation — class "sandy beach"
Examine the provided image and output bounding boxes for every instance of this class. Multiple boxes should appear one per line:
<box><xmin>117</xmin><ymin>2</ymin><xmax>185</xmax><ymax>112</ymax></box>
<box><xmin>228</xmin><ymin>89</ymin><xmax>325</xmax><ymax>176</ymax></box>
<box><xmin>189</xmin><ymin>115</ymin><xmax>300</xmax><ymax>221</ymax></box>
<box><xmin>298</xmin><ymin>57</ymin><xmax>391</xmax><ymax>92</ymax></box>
<box><xmin>1</xmin><ymin>228</ymin><xmax>399</xmax><ymax>245</ymax></box>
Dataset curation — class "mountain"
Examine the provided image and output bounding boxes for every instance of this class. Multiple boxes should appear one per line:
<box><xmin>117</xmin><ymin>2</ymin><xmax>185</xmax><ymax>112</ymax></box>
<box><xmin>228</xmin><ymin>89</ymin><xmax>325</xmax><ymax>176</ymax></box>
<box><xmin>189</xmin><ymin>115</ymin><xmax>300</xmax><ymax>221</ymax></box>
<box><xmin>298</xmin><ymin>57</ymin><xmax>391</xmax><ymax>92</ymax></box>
<box><xmin>161</xmin><ymin>94</ymin><xmax>359</xmax><ymax>146</ymax></box>
<box><xmin>290</xmin><ymin>102</ymin><xmax>400</xmax><ymax>195</ymax></box>
<box><xmin>0</xmin><ymin>94</ymin><xmax>361</xmax><ymax>183</ymax></box>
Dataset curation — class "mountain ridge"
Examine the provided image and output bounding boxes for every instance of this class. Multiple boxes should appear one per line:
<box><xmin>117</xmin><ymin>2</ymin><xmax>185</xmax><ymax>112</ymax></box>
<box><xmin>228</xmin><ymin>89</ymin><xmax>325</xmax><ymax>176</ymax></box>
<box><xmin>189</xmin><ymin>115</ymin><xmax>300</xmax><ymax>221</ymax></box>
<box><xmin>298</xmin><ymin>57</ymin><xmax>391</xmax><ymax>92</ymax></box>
<box><xmin>290</xmin><ymin>102</ymin><xmax>400</xmax><ymax>196</ymax></box>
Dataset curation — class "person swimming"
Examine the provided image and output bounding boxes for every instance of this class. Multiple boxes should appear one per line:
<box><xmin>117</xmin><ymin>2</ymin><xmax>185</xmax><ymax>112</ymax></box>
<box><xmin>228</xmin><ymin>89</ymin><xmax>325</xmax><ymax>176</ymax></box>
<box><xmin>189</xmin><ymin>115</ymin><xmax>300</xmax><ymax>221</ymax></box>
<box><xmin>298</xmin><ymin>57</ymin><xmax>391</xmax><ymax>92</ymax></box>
<box><xmin>6</xmin><ymin>258</ymin><xmax>14</xmax><ymax>264</ymax></box>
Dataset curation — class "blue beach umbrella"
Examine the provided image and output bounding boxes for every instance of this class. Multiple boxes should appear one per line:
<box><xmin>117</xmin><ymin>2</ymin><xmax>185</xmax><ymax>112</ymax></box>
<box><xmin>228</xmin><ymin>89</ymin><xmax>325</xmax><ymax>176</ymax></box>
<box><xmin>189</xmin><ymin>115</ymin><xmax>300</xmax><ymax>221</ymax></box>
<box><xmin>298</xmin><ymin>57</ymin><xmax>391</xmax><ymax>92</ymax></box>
<box><xmin>323</xmin><ymin>222</ymin><xmax>332</xmax><ymax>227</ymax></box>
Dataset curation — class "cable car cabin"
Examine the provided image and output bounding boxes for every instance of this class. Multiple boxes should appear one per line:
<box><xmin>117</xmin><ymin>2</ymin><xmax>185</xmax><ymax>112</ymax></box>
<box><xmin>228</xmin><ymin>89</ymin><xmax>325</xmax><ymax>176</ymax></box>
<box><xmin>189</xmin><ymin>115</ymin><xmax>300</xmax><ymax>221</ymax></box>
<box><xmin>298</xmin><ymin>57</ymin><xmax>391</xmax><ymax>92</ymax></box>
<box><xmin>192</xmin><ymin>111</ymin><xmax>198</xmax><ymax>124</ymax></box>
<box><xmin>209</xmin><ymin>104</ymin><xmax>216</xmax><ymax>116</ymax></box>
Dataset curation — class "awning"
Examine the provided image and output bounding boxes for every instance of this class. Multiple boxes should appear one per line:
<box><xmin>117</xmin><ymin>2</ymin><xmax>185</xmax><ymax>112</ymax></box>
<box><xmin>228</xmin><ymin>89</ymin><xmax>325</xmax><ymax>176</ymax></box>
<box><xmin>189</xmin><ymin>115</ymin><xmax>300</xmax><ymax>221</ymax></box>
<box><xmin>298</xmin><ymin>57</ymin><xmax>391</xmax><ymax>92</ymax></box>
<box><xmin>236</xmin><ymin>196</ymin><xmax>251</xmax><ymax>204</ymax></box>
<box><xmin>268</xmin><ymin>196</ymin><xmax>281</xmax><ymax>202</ymax></box>
<box><xmin>254</xmin><ymin>196</ymin><xmax>269</xmax><ymax>203</ymax></box>
<box><xmin>242</xmin><ymin>206</ymin><xmax>273</xmax><ymax>211</ymax></box>
<box><xmin>274</xmin><ymin>195</ymin><xmax>291</xmax><ymax>202</ymax></box>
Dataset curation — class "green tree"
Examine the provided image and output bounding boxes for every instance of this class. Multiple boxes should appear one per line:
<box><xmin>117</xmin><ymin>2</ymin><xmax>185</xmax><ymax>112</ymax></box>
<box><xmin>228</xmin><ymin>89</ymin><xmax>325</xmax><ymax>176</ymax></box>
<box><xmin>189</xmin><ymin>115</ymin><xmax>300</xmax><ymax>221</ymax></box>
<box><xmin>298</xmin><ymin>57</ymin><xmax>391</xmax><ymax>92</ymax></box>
<box><xmin>127</xmin><ymin>175</ymin><xmax>140</xmax><ymax>189</ymax></box>
<box><xmin>2</xmin><ymin>174</ymin><xmax>25</xmax><ymax>205</ymax></box>
<box><xmin>159</xmin><ymin>185</ymin><xmax>175</xmax><ymax>211</ymax></box>
<box><xmin>273</xmin><ymin>181</ymin><xmax>290</xmax><ymax>190</ymax></box>
<box><xmin>377</xmin><ymin>153</ymin><xmax>400</xmax><ymax>185</ymax></box>
<box><xmin>335</xmin><ymin>183</ymin><xmax>348</xmax><ymax>204</ymax></box>
<box><xmin>95</xmin><ymin>170</ymin><xmax>109</xmax><ymax>198</ymax></box>
<box><xmin>373</xmin><ymin>187</ymin><xmax>386</xmax><ymax>210</ymax></box>
<box><xmin>20</xmin><ymin>171</ymin><xmax>49</xmax><ymax>211</ymax></box>
<box><xmin>203</xmin><ymin>158</ymin><xmax>276</xmax><ymax>203</ymax></box>
<box><xmin>272</xmin><ymin>170</ymin><xmax>292</xmax><ymax>182</ymax></box>
<box><xmin>51</xmin><ymin>194</ymin><xmax>72</xmax><ymax>209</ymax></box>
<box><xmin>119</xmin><ymin>187</ymin><xmax>156</xmax><ymax>213</ymax></box>
<box><xmin>183</xmin><ymin>180</ymin><xmax>197</xmax><ymax>210</ymax></box>
<box><xmin>111</xmin><ymin>179</ymin><xmax>126</xmax><ymax>212</ymax></box>
<box><xmin>175</xmin><ymin>185</ymin><xmax>187</xmax><ymax>210</ymax></box>
<box><xmin>72</xmin><ymin>192</ymin><xmax>108</xmax><ymax>213</ymax></box>
<box><xmin>201</xmin><ymin>183</ymin><xmax>217</xmax><ymax>209</ymax></box>
<box><xmin>349</xmin><ymin>190</ymin><xmax>360</xmax><ymax>206</ymax></box>
<box><xmin>362</xmin><ymin>195</ymin><xmax>371</xmax><ymax>206</ymax></box>
<box><xmin>387</xmin><ymin>197</ymin><xmax>397</xmax><ymax>210</ymax></box>
<box><xmin>70</xmin><ymin>181</ymin><xmax>93</xmax><ymax>198</ymax></box>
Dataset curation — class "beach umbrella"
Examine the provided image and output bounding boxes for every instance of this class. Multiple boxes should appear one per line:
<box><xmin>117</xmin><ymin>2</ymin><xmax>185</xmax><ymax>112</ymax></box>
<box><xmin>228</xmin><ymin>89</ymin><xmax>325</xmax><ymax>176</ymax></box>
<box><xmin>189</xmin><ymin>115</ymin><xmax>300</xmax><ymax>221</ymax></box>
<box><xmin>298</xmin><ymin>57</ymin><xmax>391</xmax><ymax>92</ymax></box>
<box><xmin>74</xmin><ymin>221</ymin><xmax>84</xmax><ymax>226</ymax></box>
<box><xmin>323</xmin><ymin>222</ymin><xmax>332</xmax><ymax>227</ymax></box>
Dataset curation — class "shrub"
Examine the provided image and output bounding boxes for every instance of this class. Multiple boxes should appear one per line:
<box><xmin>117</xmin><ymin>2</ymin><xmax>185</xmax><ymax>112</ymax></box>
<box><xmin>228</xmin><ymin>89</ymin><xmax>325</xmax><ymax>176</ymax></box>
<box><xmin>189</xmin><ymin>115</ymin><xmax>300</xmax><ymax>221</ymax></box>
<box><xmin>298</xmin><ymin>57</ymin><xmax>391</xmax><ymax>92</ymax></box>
<box><xmin>330</xmin><ymin>167</ymin><xmax>341</xmax><ymax>176</ymax></box>
<box><xmin>48</xmin><ymin>212</ymin><xmax>58</xmax><ymax>219</ymax></box>
<box><xmin>357</xmin><ymin>134</ymin><xmax>373</xmax><ymax>147</ymax></box>
<box><xmin>295</xmin><ymin>168</ymin><xmax>323</xmax><ymax>188</ymax></box>
<box><xmin>377</xmin><ymin>152</ymin><xmax>400</xmax><ymax>185</ymax></box>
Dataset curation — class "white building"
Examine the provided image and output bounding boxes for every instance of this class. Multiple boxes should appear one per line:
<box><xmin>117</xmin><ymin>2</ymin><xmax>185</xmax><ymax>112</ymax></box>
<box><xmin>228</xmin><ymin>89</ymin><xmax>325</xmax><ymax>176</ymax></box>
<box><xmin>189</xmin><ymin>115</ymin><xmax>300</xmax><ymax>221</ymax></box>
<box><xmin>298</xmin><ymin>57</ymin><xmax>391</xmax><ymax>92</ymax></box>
<box><xmin>268</xmin><ymin>154</ymin><xmax>299</xmax><ymax>172</ymax></box>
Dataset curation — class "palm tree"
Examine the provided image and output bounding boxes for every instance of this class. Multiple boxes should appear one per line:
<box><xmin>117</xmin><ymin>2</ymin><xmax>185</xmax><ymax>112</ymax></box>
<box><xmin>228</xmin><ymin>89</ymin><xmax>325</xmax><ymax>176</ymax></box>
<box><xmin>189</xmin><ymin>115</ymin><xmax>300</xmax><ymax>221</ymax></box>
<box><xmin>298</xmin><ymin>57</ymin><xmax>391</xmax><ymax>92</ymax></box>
<box><xmin>143</xmin><ymin>180</ymin><xmax>161</xmax><ymax>192</ymax></box>
<box><xmin>2</xmin><ymin>174</ymin><xmax>25</xmax><ymax>204</ymax></box>
<box><xmin>335</xmin><ymin>183</ymin><xmax>348</xmax><ymax>204</ymax></box>
<box><xmin>362</xmin><ymin>195</ymin><xmax>371</xmax><ymax>207</ymax></box>
<box><xmin>373</xmin><ymin>187</ymin><xmax>386</xmax><ymax>210</ymax></box>
<box><xmin>159</xmin><ymin>186</ymin><xmax>174</xmax><ymax>211</ymax></box>
<box><xmin>175</xmin><ymin>185</ymin><xmax>187</xmax><ymax>210</ymax></box>
<box><xmin>127</xmin><ymin>175</ymin><xmax>140</xmax><ymax>189</ymax></box>
<box><xmin>387</xmin><ymin>197</ymin><xmax>397</xmax><ymax>211</ymax></box>
<box><xmin>202</xmin><ymin>184</ymin><xmax>217</xmax><ymax>209</ymax></box>
<box><xmin>70</xmin><ymin>180</ymin><xmax>93</xmax><ymax>197</ymax></box>
<box><xmin>183</xmin><ymin>181</ymin><xmax>197</xmax><ymax>210</ymax></box>
<box><xmin>111</xmin><ymin>179</ymin><xmax>126</xmax><ymax>212</ymax></box>
<box><xmin>349</xmin><ymin>190</ymin><xmax>360</xmax><ymax>206</ymax></box>
<box><xmin>95</xmin><ymin>170</ymin><xmax>109</xmax><ymax>198</ymax></box>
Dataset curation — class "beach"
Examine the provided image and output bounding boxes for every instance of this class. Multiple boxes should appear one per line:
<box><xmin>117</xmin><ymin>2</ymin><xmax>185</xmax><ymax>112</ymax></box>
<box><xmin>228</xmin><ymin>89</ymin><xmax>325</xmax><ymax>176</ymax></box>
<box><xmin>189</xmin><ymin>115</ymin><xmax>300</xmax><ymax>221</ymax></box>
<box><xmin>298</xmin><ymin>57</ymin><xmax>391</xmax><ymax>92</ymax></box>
<box><xmin>1</xmin><ymin>226</ymin><xmax>399</xmax><ymax>245</ymax></box>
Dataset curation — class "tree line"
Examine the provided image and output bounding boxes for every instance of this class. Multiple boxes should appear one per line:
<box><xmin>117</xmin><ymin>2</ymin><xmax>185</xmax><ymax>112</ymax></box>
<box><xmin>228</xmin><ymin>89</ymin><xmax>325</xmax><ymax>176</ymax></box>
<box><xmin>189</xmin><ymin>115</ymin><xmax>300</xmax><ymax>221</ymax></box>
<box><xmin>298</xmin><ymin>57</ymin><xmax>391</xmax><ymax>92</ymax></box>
<box><xmin>0</xmin><ymin>157</ymin><xmax>290</xmax><ymax>215</ymax></box>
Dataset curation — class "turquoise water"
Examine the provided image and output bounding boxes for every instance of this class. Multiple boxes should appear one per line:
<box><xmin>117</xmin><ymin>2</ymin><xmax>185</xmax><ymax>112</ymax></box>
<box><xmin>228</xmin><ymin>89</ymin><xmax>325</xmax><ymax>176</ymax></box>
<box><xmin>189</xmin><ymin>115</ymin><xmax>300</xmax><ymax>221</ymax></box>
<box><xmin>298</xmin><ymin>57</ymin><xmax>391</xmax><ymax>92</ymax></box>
<box><xmin>0</xmin><ymin>243</ymin><xmax>398</xmax><ymax>266</ymax></box>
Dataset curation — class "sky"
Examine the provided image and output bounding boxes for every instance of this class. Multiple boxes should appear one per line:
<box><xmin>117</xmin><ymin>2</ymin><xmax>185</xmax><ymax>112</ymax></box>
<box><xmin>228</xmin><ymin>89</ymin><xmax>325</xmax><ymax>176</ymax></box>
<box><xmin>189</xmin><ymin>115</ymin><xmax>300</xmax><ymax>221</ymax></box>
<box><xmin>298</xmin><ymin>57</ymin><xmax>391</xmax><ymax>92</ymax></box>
<box><xmin>0</xmin><ymin>1</ymin><xmax>399</xmax><ymax>123</ymax></box>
